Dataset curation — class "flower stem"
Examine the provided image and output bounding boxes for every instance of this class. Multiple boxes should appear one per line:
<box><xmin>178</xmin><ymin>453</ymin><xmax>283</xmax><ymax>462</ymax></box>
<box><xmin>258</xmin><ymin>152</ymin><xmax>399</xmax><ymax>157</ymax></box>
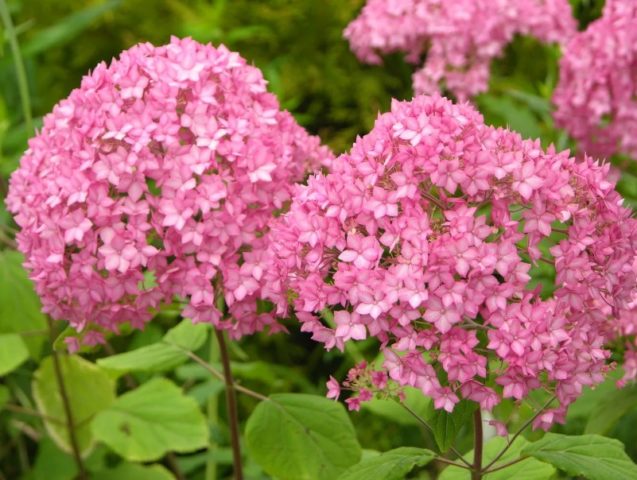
<box><xmin>48</xmin><ymin>319</ymin><xmax>87</xmax><ymax>480</ymax></box>
<box><xmin>0</xmin><ymin>0</ymin><xmax>33</xmax><ymax>133</ymax></box>
<box><xmin>472</xmin><ymin>409</ymin><xmax>483</xmax><ymax>480</ymax></box>
<box><xmin>4</xmin><ymin>404</ymin><xmax>66</xmax><ymax>425</ymax></box>
<box><xmin>206</xmin><ymin>331</ymin><xmax>220</xmax><ymax>480</ymax></box>
<box><xmin>164</xmin><ymin>340</ymin><xmax>267</xmax><ymax>401</ymax></box>
<box><xmin>400</xmin><ymin>403</ymin><xmax>473</xmax><ymax>469</ymax></box>
<box><xmin>482</xmin><ymin>395</ymin><xmax>555</xmax><ymax>472</ymax></box>
<box><xmin>214</xmin><ymin>328</ymin><xmax>243</xmax><ymax>480</ymax></box>
<box><xmin>482</xmin><ymin>455</ymin><xmax>528</xmax><ymax>474</ymax></box>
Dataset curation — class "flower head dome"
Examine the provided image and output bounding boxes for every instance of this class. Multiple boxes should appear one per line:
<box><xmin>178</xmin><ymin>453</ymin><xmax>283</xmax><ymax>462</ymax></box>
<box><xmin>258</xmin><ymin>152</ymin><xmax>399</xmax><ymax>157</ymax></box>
<box><xmin>266</xmin><ymin>94</ymin><xmax>637</xmax><ymax>427</ymax></box>
<box><xmin>7</xmin><ymin>37</ymin><xmax>333</xmax><ymax>343</ymax></box>
<box><xmin>553</xmin><ymin>0</ymin><xmax>637</xmax><ymax>159</ymax></box>
<box><xmin>345</xmin><ymin>0</ymin><xmax>575</xmax><ymax>100</ymax></box>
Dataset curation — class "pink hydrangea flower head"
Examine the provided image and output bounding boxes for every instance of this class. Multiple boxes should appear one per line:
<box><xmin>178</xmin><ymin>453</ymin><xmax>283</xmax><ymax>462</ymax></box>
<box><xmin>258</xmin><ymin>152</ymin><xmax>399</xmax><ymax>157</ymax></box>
<box><xmin>344</xmin><ymin>0</ymin><xmax>576</xmax><ymax>100</ymax></box>
<box><xmin>267</xmin><ymin>94</ymin><xmax>637</xmax><ymax>426</ymax></box>
<box><xmin>7</xmin><ymin>37</ymin><xmax>333</xmax><ymax>341</ymax></box>
<box><xmin>553</xmin><ymin>0</ymin><xmax>637</xmax><ymax>159</ymax></box>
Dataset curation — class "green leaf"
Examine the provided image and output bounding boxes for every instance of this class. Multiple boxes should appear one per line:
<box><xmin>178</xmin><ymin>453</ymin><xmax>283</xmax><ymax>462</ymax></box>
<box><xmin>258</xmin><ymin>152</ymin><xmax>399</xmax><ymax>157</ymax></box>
<box><xmin>504</xmin><ymin>89</ymin><xmax>551</xmax><ymax>115</ymax></box>
<box><xmin>33</xmin><ymin>355</ymin><xmax>116</xmax><ymax>457</ymax></box>
<box><xmin>0</xmin><ymin>333</ymin><xmax>29</xmax><ymax>375</ymax></box>
<box><xmin>176</xmin><ymin>360</ymin><xmax>314</xmax><ymax>390</ymax></box>
<box><xmin>186</xmin><ymin>379</ymin><xmax>224</xmax><ymax>407</ymax></box>
<box><xmin>338</xmin><ymin>447</ymin><xmax>435</xmax><ymax>480</ymax></box>
<box><xmin>428</xmin><ymin>399</ymin><xmax>476</xmax><ymax>452</ymax></box>
<box><xmin>477</xmin><ymin>95</ymin><xmax>542</xmax><ymax>139</ymax></box>
<box><xmin>363</xmin><ymin>387</ymin><xmax>432</xmax><ymax>426</ymax></box>
<box><xmin>522</xmin><ymin>433</ymin><xmax>637</xmax><ymax>480</ymax></box>
<box><xmin>30</xmin><ymin>438</ymin><xmax>109</xmax><ymax>480</ymax></box>
<box><xmin>97</xmin><ymin>342</ymin><xmax>177</xmax><ymax>374</ymax></box>
<box><xmin>97</xmin><ymin>319</ymin><xmax>208</xmax><ymax>374</ymax></box>
<box><xmin>91</xmin><ymin>378</ymin><xmax>208</xmax><ymax>461</ymax></box>
<box><xmin>53</xmin><ymin>325</ymin><xmax>102</xmax><ymax>354</ymax></box>
<box><xmin>31</xmin><ymin>438</ymin><xmax>78</xmax><ymax>480</ymax></box>
<box><xmin>92</xmin><ymin>463</ymin><xmax>175</xmax><ymax>480</ymax></box>
<box><xmin>567</xmin><ymin>369</ymin><xmax>624</xmax><ymax>420</ymax></box>
<box><xmin>439</xmin><ymin>436</ymin><xmax>555</xmax><ymax>480</ymax></box>
<box><xmin>567</xmin><ymin>368</ymin><xmax>637</xmax><ymax>435</ymax></box>
<box><xmin>0</xmin><ymin>251</ymin><xmax>47</xmax><ymax>357</ymax></box>
<box><xmin>246</xmin><ymin>393</ymin><xmax>362</xmax><ymax>480</ymax></box>
<box><xmin>585</xmin><ymin>387</ymin><xmax>637</xmax><ymax>435</ymax></box>
<box><xmin>163</xmin><ymin>318</ymin><xmax>209</xmax><ymax>347</ymax></box>
<box><xmin>19</xmin><ymin>0</ymin><xmax>121</xmax><ymax>57</ymax></box>
<box><xmin>0</xmin><ymin>384</ymin><xmax>9</xmax><ymax>408</ymax></box>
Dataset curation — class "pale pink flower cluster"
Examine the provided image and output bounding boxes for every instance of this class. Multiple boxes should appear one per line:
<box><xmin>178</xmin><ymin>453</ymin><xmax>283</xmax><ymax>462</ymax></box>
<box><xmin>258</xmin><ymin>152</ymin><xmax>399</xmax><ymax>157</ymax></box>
<box><xmin>553</xmin><ymin>0</ymin><xmax>637</xmax><ymax>160</ymax></box>
<box><xmin>266</xmin><ymin>94</ymin><xmax>637</xmax><ymax>427</ymax></box>
<box><xmin>7</xmin><ymin>37</ymin><xmax>332</xmax><ymax>342</ymax></box>
<box><xmin>344</xmin><ymin>0</ymin><xmax>575</xmax><ymax>100</ymax></box>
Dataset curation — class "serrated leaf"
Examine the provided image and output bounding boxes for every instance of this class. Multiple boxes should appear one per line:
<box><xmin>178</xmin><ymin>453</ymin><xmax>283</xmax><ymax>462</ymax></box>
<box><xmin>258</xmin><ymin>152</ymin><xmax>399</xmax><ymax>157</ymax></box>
<box><xmin>338</xmin><ymin>447</ymin><xmax>435</xmax><ymax>480</ymax></box>
<box><xmin>246</xmin><ymin>393</ymin><xmax>362</xmax><ymax>480</ymax></box>
<box><xmin>522</xmin><ymin>433</ymin><xmax>637</xmax><ymax>480</ymax></box>
<box><xmin>0</xmin><ymin>251</ymin><xmax>47</xmax><ymax>357</ymax></box>
<box><xmin>97</xmin><ymin>320</ymin><xmax>208</xmax><ymax>374</ymax></box>
<box><xmin>439</xmin><ymin>436</ymin><xmax>555</xmax><ymax>480</ymax></box>
<box><xmin>91</xmin><ymin>378</ymin><xmax>207</xmax><ymax>461</ymax></box>
<box><xmin>0</xmin><ymin>333</ymin><xmax>29</xmax><ymax>375</ymax></box>
<box><xmin>92</xmin><ymin>463</ymin><xmax>175</xmax><ymax>480</ymax></box>
<box><xmin>33</xmin><ymin>355</ymin><xmax>116</xmax><ymax>457</ymax></box>
<box><xmin>428</xmin><ymin>400</ymin><xmax>476</xmax><ymax>452</ymax></box>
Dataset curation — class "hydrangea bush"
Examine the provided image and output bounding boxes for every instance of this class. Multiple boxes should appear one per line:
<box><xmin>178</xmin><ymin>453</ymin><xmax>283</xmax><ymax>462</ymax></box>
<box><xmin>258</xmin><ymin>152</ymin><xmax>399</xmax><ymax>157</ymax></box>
<box><xmin>266</xmin><ymin>94</ymin><xmax>637</xmax><ymax>429</ymax></box>
<box><xmin>553</xmin><ymin>0</ymin><xmax>637</xmax><ymax>160</ymax></box>
<box><xmin>4</xmin><ymin>3</ymin><xmax>637</xmax><ymax>477</ymax></box>
<box><xmin>344</xmin><ymin>0</ymin><xmax>576</xmax><ymax>100</ymax></box>
<box><xmin>7</xmin><ymin>37</ymin><xmax>332</xmax><ymax>344</ymax></box>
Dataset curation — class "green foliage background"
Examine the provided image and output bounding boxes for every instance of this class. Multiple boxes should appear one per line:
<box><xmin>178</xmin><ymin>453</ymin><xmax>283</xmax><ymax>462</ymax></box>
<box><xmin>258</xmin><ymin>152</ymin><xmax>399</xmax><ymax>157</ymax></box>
<box><xmin>1</xmin><ymin>0</ymin><xmax>636</xmax><ymax>479</ymax></box>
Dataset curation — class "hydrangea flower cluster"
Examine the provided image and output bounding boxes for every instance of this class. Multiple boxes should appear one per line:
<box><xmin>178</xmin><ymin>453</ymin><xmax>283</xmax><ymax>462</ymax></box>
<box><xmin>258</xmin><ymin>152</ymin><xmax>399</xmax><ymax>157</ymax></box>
<box><xmin>553</xmin><ymin>0</ymin><xmax>637</xmax><ymax>160</ymax></box>
<box><xmin>266</xmin><ymin>94</ymin><xmax>637</xmax><ymax>428</ymax></box>
<box><xmin>7</xmin><ymin>37</ymin><xmax>332</xmax><ymax>343</ymax></box>
<box><xmin>344</xmin><ymin>0</ymin><xmax>575</xmax><ymax>101</ymax></box>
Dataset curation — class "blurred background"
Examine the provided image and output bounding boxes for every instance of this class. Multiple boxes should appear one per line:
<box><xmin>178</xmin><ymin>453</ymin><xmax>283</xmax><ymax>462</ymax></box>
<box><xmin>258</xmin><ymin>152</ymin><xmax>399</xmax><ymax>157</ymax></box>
<box><xmin>3</xmin><ymin>1</ymin><xmax>637</xmax><ymax>479</ymax></box>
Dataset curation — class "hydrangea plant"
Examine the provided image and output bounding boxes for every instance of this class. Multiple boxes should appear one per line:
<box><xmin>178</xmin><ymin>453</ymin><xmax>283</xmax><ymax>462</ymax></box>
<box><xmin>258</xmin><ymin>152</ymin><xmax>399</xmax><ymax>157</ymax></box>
<box><xmin>267</xmin><ymin>94</ymin><xmax>637</xmax><ymax>430</ymax></box>
<box><xmin>553</xmin><ymin>0</ymin><xmax>637</xmax><ymax>160</ymax></box>
<box><xmin>3</xmin><ymin>4</ymin><xmax>637</xmax><ymax>476</ymax></box>
<box><xmin>345</xmin><ymin>0</ymin><xmax>575</xmax><ymax>100</ymax></box>
<box><xmin>7</xmin><ymin>37</ymin><xmax>332</xmax><ymax>345</ymax></box>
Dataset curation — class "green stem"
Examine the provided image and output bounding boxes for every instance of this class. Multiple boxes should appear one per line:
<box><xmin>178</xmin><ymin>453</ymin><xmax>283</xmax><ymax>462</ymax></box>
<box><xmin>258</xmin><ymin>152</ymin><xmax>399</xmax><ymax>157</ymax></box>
<box><xmin>4</xmin><ymin>404</ymin><xmax>66</xmax><ymax>425</ymax></box>
<box><xmin>214</xmin><ymin>329</ymin><xmax>243</xmax><ymax>480</ymax></box>
<box><xmin>206</xmin><ymin>330</ymin><xmax>220</xmax><ymax>480</ymax></box>
<box><xmin>435</xmin><ymin>457</ymin><xmax>472</xmax><ymax>470</ymax></box>
<box><xmin>164</xmin><ymin>340</ymin><xmax>267</xmax><ymax>401</ymax></box>
<box><xmin>472</xmin><ymin>409</ymin><xmax>483</xmax><ymax>480</ymax></box>
<box><xmin>0</xmin><ymin>0</ymin><xmax>33</xmax><ymax>133</ymax></box>
<box><xmin>15</xmin><ymin>431</ymin><xmax>29</xmax><ymax>474</ymax></box>
<box><xmin>482</xmin><ymin>395</ymin><xmax>556</xmax><ymax>472</ymax></box>
<box><xmin>400</xmin><ymin>403</ymin><xmax>473</xmax><ymax>469</ymax></box>
<box><xmin>48</xmin><ymin>319</ymin><xmax>87</xmax><ymax>480</ymax></box>
<box><xmin>482</xmin><ymin>456</ymin><xmax>528</xmax><ymax>474</ymax></box>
